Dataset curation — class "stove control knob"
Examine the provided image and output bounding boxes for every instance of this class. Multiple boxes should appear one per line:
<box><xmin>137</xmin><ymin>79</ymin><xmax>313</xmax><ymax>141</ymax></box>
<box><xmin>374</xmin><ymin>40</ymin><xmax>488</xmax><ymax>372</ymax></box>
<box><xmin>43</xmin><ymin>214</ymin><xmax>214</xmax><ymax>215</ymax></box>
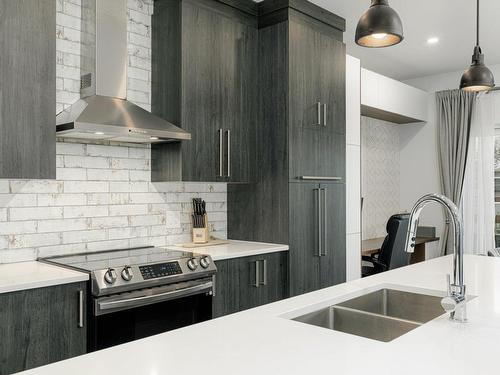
<box><xmin>121</xmin><ymin>266</ymin><xmax>133</xmax><ymax>282</ymax></box>
<box><xmin>200</xmin><ymin>256</ymin><xmax>211</xmax><ymax>269</ymax></box>
<box><xmin>187</xmin><ymin>258</ymin><xmax>199</xmax><ymax>271</ymax></box>
<box><xmin>104</xmin><ymin>268</ymin><xmax>117</xmax><ymax>284</ymax></box>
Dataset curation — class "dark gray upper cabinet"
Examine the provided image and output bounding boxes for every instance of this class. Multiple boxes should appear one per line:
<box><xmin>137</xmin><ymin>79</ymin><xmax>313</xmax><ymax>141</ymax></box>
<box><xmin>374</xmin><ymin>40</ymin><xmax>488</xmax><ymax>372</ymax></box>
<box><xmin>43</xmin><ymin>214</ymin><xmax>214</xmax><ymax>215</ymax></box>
<box><xmin>213</xmin><ymin>251</ymin><xmax>288</xmax><ymax>318</ymax></box>
<box><xmin>151</xmin><ymin>0</ymin><xmax>258</xmax><ymax>183</ymax></box>
<box><xmin>0</xmin><ymin>282</ymin><xmax>87</xmax><ymax>375</ymax></box>
<box><xmin>0</xmin><ymin>0</ymin><xmax>56</xmax><ymax>179</ymax></box>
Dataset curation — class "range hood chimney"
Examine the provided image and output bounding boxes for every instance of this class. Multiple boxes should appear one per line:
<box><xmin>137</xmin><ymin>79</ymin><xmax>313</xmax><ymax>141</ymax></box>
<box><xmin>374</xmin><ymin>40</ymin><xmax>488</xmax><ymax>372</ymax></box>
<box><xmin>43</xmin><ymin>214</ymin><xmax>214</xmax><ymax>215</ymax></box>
<box><xmin>56</xmin><ymin>0</ymin><xmax>190</xmax><ymax>143</ymax></box>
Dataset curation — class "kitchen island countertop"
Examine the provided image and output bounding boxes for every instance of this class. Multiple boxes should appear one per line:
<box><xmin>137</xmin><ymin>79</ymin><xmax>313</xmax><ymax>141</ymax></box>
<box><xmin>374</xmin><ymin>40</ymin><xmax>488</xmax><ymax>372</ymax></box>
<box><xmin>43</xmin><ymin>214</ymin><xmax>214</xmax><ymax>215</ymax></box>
<box><xmin>16</xmin><ymin>255</ymin><xmax>500</xmax><ymax>375</ymax></box>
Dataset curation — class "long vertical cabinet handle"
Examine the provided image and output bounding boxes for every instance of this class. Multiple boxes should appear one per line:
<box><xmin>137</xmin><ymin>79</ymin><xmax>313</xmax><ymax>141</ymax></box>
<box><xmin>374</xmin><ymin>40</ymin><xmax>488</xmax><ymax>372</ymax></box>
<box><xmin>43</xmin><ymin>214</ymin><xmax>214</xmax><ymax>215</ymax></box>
<box><xmin>323</xmin><ymin>104</ymin><xmax>327</xmax><ymax>127</ymax></box>
<box><xmin>314</xmin><ymin>188</ymin><xmax>322</xmax><ymax>257</ymax></box>
<box><xmin>218</xmin><ymin>129</ymin><xmax>224</xmax><ymax>177</ymax></box>
<box><xmin>78</xmin><ymin>290</ymin><xmax>84</xmax><ymax>328</ymax></box>
<box><xmin>316</xmin><ymin>102</ymin><xmax>322</xmax><ymax>126</ymax></box>
<box><xmin>226</xmin><ymin>129</ymin><xmax>231</xmax><ymax>177</ymax></box>
<box><xmin>322</xmin><ymin>188</ymin><xmax>328</xmax><ymax>256</ymax></box>
<box><xmin>253</xmin><ymin>260</ymin><xmax>260</xmax><ymax>287</ymax></box>
<box><xmin>260</xmin><ymin>259</ymin><xmax>267</xmax><ymax>286</ymax></box>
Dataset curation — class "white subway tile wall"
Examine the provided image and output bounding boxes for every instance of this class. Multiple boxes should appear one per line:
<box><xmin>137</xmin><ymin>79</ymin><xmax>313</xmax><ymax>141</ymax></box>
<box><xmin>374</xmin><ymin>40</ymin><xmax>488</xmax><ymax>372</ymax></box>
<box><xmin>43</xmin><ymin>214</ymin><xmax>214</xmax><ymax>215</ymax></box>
<box><xmin>0</xmin><ymin>0</ymin><xmax>227</xmax><ymax>263</ymax></box>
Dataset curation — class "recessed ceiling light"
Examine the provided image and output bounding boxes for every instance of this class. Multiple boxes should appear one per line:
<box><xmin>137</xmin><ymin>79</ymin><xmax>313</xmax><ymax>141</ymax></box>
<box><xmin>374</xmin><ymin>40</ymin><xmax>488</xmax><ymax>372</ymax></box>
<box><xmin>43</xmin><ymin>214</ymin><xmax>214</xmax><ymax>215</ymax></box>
<box><xmin>150</xmin><ymin>136</ymin><xmax>159</xmax><ymax>140</ymax></box>
<box><xmin>427</xmin><ymin>37</ymin><xmax>439</xmax><ymax>45</ymax></box>
<box><xmin>94</xmin><ymin>131</ymin><xmax>104</xmax><ymax>135</ymax></box>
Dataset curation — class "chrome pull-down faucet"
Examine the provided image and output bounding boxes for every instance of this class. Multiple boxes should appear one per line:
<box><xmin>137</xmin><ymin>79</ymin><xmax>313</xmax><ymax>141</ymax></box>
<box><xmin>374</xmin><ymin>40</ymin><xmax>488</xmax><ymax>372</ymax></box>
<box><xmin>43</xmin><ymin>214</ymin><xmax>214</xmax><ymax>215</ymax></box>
<box><xmin>404</xmin><ymin>193</ymin><xmax>467</xmax><ymax>322</ymax></box>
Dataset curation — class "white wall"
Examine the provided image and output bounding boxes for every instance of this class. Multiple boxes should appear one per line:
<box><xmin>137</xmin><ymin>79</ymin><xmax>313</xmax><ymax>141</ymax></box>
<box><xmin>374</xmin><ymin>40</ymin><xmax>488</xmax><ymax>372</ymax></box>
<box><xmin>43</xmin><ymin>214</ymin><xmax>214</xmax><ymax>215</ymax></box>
<box><xmin>345</xmin><ymin>55</ymin><xmax>361</xmax><ymax>281</ymax></box>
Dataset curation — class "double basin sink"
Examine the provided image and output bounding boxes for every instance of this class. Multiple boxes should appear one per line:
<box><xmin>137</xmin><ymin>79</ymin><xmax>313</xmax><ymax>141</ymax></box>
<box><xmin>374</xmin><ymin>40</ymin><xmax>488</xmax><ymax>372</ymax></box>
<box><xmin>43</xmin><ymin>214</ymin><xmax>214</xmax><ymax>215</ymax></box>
<box><xmin>292</xmin><ymin>289</ymin><xmax>446</xmax><ymax>342</ymax></box>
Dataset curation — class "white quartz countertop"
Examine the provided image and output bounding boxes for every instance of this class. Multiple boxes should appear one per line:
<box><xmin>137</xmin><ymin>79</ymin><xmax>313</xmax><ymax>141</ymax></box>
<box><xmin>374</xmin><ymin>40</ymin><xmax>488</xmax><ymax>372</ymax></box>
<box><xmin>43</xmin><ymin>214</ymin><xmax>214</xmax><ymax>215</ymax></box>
<box><xmin>16</xmin><ymin>255</ymin><xmax>500</xmax><ymax>375</ymax></box>
<box><xmin>0</xmin><ymin>261</ymin><xmax>88</xmax><ymax>294</ymax></box>
<box><xmin>166</xmin><ymin>240</ymin><xmax>289</xmax><ymax>261</ymax></box>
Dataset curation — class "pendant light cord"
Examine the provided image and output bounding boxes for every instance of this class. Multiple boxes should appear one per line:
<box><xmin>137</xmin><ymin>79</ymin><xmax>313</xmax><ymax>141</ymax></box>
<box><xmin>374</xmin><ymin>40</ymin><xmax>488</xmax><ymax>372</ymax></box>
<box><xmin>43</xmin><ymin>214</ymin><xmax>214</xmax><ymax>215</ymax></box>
<box><xmin>476</xmin><ymin>0</ymin><xmax>480</xmax><ymax>46</ymax></box>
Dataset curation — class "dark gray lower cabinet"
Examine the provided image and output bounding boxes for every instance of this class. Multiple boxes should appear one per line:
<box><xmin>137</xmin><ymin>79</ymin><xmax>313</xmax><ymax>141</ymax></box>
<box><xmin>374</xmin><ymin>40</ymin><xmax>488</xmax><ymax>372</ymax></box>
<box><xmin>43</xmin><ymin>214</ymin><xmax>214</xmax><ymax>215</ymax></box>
<box><xmin>213</xmin><ymin>252</ymin><xmax>288</xmax><ymax>317</ymax></box>
<box><xmin>289</xmin><ymin>182</ymin><xmax>346</xmax><ymax>296</ymax></box>
<box><xmin>0</xmin><ymin>282</ymin><xmax>87</xmax><ymax>375</ymax></box>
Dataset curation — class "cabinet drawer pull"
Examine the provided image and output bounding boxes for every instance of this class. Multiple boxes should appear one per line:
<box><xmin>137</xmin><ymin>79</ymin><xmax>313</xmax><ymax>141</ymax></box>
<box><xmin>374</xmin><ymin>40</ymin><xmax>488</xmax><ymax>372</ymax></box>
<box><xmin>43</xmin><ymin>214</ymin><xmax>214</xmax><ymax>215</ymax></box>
<box><xmin>226</xmin><ymin>129</ymin><xmax>231</xmax><ymax>177</ymax></box>
<box><xmin>218</xmin><ymin>129</ymin><xmax>223</xmax><ymax>177</ymax></box>
<box><xmin>260</xmin><ymin>259</ymin><xmax>267</xmax><ymax>286</ymax></box>
<box><xmin>253</xmin><ymin>260</ymin><xmax>260</xmax><ymax>287</ymax></box>
<box><xmin>314</xmin><ymin>188</ymin><xmax>322</xmax><ymax>257</ymax></box>
<box><xmin>316</xmin><ymin>102</ymin><xmax>322</xmax><ymax>125</ymax></box>
<box><xmin>78</xmin><ymin>290</ymin><xmax>84</xmax><ymax>328</ymax></box>
<box><xmin>323</xmin><ymin>103</ymin><xmax>327</xmax><ymax>127</ymax></box>
<box><xmin>322</xmin><ymin>188</ymin><xmax>328</xmax><ymax>256</ymax></box>
<box><xmin>299</xmin><ymin>176</ymin><xmax>342</xmax><ymax>181</ymax></box>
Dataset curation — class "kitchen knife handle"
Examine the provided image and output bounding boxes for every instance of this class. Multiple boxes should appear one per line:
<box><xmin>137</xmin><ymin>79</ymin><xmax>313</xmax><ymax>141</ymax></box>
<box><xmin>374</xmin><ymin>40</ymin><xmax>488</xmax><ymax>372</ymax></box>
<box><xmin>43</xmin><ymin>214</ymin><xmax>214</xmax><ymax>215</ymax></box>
<box><xmin>218</xmin><ymin>129</ymin><xmax>223</xmax><ymax>177</ymax></box>
<box><xmin>260</xmin><ymin>259</ymin><xmax>267</xmax><ymax>286</ymax></box>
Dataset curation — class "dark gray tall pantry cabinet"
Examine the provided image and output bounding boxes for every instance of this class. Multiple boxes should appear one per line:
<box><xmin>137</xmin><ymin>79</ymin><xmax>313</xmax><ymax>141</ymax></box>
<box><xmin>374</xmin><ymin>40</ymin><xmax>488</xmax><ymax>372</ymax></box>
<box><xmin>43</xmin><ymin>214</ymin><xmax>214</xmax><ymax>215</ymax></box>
<box><xmin>228</xmin><ymin>1</ymin><xmax>346</xmax><ymax>297</ymax></box>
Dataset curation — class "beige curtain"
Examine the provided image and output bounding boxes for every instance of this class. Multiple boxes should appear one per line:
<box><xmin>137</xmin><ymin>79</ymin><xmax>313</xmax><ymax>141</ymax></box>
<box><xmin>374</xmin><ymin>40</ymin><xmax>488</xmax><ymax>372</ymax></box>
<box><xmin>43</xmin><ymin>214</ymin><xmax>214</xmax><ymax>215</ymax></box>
<box><xmin>436</xmin><ymin>89</ymin><xmax>476</xmax><ymax>255</ymax></box>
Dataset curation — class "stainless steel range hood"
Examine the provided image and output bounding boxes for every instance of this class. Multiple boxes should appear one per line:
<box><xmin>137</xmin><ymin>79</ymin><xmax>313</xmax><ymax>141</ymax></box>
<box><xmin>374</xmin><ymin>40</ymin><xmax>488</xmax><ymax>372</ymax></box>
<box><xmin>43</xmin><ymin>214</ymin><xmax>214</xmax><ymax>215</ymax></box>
<box><xmin>56</xmin><ymin>0</ymin><xmax>190</xmax><ymax>143</ymax></box>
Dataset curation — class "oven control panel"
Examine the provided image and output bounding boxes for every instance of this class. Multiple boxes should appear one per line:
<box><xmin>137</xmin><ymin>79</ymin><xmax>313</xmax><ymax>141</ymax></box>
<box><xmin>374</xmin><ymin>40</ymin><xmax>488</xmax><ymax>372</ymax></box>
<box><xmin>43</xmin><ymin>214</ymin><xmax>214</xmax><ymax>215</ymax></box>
<box><xmin>139</xmin><ymin>262</ymin><xmax>182</xmax><ymax>280</ymax></box>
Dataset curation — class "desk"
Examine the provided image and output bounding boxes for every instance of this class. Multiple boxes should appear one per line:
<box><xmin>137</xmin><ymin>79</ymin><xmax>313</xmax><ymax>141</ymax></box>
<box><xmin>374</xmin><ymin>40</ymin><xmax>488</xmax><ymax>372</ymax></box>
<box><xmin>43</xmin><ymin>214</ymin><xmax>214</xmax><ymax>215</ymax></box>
<box><xmin>362</xmin><ymin>236</ymin><xmax>440</xmax><ymax>264</ymax></box>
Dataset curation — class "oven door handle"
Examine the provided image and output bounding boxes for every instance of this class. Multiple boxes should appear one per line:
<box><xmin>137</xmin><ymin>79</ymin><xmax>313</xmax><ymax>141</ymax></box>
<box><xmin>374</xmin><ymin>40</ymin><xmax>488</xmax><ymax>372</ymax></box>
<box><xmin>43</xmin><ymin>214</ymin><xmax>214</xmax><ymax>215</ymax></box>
<box><xmin>96</xmin><ymin>281</ymin><xmax>213</xmax><ymax>315</ymax></box>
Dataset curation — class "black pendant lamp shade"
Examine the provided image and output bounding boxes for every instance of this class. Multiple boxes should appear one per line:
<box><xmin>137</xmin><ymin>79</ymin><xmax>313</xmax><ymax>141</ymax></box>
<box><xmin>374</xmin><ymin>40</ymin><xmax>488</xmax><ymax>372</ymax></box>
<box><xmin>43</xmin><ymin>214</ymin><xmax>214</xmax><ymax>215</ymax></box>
<box><xmin>460</xmin><ymin>0</ymin><xmax>494</xmax><ymax>91</ymax></box>
<box><xmin>355</xmin><ymin>0</ymin><xmax>404</xmax><ymax>48</ymax></box>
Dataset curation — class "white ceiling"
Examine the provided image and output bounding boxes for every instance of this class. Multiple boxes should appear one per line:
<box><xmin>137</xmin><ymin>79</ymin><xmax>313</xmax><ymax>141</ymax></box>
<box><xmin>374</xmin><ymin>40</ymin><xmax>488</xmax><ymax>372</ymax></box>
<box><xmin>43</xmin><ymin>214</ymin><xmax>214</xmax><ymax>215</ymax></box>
<box><xmin>309</xmin><ymin>0</ymin><xmax>500</xmax><ymax>80</ymax></box>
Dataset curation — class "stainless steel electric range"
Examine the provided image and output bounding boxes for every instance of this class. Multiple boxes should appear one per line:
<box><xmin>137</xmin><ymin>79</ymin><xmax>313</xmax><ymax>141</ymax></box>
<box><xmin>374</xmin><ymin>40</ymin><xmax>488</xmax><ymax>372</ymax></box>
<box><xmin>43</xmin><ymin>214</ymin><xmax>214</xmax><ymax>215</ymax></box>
<box><xmin>41</xmin><ymin>246</ymin><xmax>217</xmax><ymax>351</ymax></box>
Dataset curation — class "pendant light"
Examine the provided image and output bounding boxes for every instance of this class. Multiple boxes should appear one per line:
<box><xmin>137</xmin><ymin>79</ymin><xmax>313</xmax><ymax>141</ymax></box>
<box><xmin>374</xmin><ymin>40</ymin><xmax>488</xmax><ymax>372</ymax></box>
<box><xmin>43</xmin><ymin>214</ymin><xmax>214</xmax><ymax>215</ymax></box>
<box><xmin>355</xmin><ymin>0</ymin><xmax>404</xmax><ymax>48</ymax></box>
<box><xmin>460</xmin><ymin>0</ymin><xmax>494</xmax><ymax>92</ymax></box>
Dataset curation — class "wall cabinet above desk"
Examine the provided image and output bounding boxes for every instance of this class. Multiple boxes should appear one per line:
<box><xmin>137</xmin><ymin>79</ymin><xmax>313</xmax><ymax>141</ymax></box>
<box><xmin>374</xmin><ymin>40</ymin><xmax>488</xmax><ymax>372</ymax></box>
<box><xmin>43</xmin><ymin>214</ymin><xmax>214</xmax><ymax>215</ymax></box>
<box><xmin>361</xmin><ymin>68</ymin><xmax>428</xmax><ymax>124</ymax></box>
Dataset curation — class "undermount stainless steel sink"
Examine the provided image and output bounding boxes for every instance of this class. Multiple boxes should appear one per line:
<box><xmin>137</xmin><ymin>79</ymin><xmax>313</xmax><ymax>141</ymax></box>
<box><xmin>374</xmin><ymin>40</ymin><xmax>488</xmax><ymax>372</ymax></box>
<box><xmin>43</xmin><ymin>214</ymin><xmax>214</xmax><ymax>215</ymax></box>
<box><xmin>292</xmin><ymin>289</ymin><xmax>445</xmax><ymax>342</ymax></box>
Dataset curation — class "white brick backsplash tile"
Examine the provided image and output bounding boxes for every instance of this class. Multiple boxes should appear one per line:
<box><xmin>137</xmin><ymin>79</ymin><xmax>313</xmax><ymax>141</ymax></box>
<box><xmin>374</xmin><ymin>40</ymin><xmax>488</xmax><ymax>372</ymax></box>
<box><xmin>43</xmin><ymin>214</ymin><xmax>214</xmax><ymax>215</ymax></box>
<box><xmin>150</xmin><ymin>182</ymin><xmax>184</xmax><ymax>193</ymax></box>
<box><xmin>87</xmin><ymin>144</ymin><xmax>129</xmax><ymax>158</ymax></box>
<box><xmin>0</xmin><ymin>221</ymin><xmax>37</xmax><ymax>235</ymax></box>
<box><xmin>57</xmin><ymin>13</ymin><xmax>80</xmax><ymax>30</ymax></box>
<box><xmin>10</xmin><ymin>207</ymin><xmax>63</xmax><ymax>221</ymax></box>
<box><xmin>127</xmin><ymin>89</ymin><xmax>149</xmax><ymax>105</ymax></box>
<box><xmin>87</xmin><ymin>239</ymin><xmax>130</xmax><ymax>252</ymax></box>
<box><xmin>129</xmin><ymin>193</ymin><xmax>166</xmax><ymax>204</ymax></box>
<box><xmin>38</xmin><ymin>218</ymin><xmax>88</xmax><ymax>233</ymax></box>
<box><xmin>38</xmin><ymin>193</ymin><xmax>86</xmax><ymax>206</ymax></box>
<box><xmin>110</xmin><ymin>182</ymin><xmax>149</xmax><ymax>192</ymax></box>
<box><xmin>64</xmin><ymin>205</ymin><xmax>108</xmax><ymax>218</ymax></box>
<box><xmin>38</xmin><ymin>243</ymin><xmax>86</xmax><ymax>258</ymax></box>
<box><xmin>63</xmin><ymin>78</ymin><xmax>80</xmax><ymax>92</ymax></box>
<box><xmin>63</xmin><ymin>1</ymin><xmax>81</xmax><ymax>18</ymax></box>
<box><xmin>65</xmin><ymin>155</ymin><xmax>110</xmax><ymax>169</ymax></box>
<box><xmin>11</xmin><ymin>180</ymin><xmax>63</xmax><ymax>194</ymax></box>
<box><xmin>87</xmin><ymin>169</ymin><xmax>129</xmax><ymax>181</ymax></box>
<box><xmin>129</xmin><ymin>215</ymin><xmax>164</xmax><ymax>227</ymax></box>
<box><xmin>64</xmin><ymin>181</ymin><xmax>109</xmax><ymax>193</ymax></box>
<box><xmin>129</xmin><ymin>9</ymin><xmax>151</xmax><ymax>26</ymax></box>
<box><xmin>127</xmin><ymin>67</ymin><xmax>149</xmax><ymax>81</ymax></box>
<box><xmin>111</xmin><ymin>158</ymin><xmax>149</xmax><ymax>171</ymax></box>
<box><xmin>90</xmin><ymin>216</ymin><xmax>129</xmax><ymax>229</ymax></box>
<box><xmin>56</xmin><ymin>78</ymin><xmax>64</xmax><ymax>90</ymax></box>
<box><xmin>63</xmin><ymin>230</ymin><xmax>106</xmax><ymax>244</ymax></box>
<box><xmin>9</xmin><ymin>233</ymin><xmax>61</xmax><ymax>249</ymax></box>
<box><xmin>128</xmin><ymin>77</ymin><xmax>150</xmax><ymax>92</ymax></box>
<box><xmin>109</xmin><ymin>204</ymin><xmax>147</xmax><ymax>216</ymax></box>
<box><xmin>128</xmin><ymin>33</ymin><xmax>150</xmax><ymax>48</ymax></box>
<box><xmin>86</xmin><ymin>193</ymin><xmax>111</xmax><ymax>205</ymax></box>
<box><xmin>110</xmin><ymin>193</ymin><xmax>131</xmax><ymax>205</ymax></box>
<box><xmin>60</xmin><ymin>26</ymin><xmax>81</xmax><ymax>43</ymax></box>
<box><xmin>109</xmin><ymin>226</ymin><xmax>148</xmax><ymax>240</ymax></box>
<box><xmin>0</xmin><ymin>249</ymin><xmax>37</xmax><ymax>263</ymax></box>
<box><xmin>56</xmin><ymin>155</ymin><xmax>64</xmax><ymax>168</ymax></box>
<box><xmin>0</xmin><ymin>194</ymin><xmax>37</xmax><ymax>207</ymax></box>
<box><xmin>129</xmin><ymin>236</ymin><xmax>151</xmax><ymax>248</ymax></box>
<box><xmin>57</xmin><ymin>63</ymin><xmax>80</xmax><ymax>80</ymax></box>
<box><xmin>129</xmin><ymin>170</ymin><xmax>150</xmax><ymax>181</ymax></box>
<box><xmin>149</xmin><ymin>236</ymin><xmax>166</xmax><ymax>247</ymax></box>
<box><xmin>56</xmin><ymin>168</ymin><xmax>87</xmax><ymax>180</ymax></box>
<box><xmin>166</xmin><ymin>211</ymin><xmax>180</xmax><ymax>229</ymax></box>
<box><xmin>57</xmin><ymin>142</ymin><xmax>85</xmax><ymax>155</ymax></box>
<box><xmin>0</xmin><ymin>209</ymin><xmax>7</xmax><ymax>222</ymax></box>
<box><xmin>0</xmin><ymin>236</ymin><xmax>7</xmax><ymax>250</ymax></box>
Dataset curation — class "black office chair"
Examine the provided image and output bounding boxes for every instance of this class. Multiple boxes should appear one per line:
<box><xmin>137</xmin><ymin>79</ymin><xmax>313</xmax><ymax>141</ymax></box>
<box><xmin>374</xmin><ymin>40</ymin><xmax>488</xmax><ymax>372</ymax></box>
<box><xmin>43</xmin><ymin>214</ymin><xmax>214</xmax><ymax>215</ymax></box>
<box><xmin>362</xmin><ymin>213</ymin><xmax>411</xmax><ymax>277</ymax></box>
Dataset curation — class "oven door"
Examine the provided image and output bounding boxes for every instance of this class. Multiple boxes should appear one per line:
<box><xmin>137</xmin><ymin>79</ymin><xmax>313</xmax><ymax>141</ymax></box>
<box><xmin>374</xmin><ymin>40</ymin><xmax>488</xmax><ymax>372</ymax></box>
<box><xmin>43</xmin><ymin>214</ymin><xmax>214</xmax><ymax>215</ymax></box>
<box><xmin>89</xmin><ymin>278</ymin><xmax>213</xmax><ymax>351</ymax></box>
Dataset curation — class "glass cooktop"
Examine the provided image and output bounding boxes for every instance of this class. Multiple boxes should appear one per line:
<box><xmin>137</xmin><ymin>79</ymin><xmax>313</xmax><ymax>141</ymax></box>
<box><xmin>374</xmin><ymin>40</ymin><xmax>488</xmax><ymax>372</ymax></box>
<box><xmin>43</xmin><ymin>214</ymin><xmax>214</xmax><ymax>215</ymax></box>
<box><xmin>41</xmin><ymin>247</ymin><xmax>197</xmax><ymax>272</ymax></box>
